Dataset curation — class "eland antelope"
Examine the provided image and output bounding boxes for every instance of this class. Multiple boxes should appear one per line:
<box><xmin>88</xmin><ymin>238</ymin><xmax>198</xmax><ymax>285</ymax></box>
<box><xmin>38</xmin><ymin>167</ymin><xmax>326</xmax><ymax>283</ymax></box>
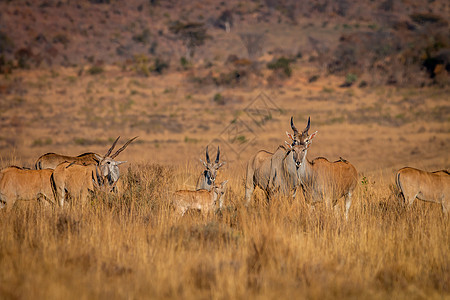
<box><xmin>269</xmin><ymin>117</ymin><xmax>312</xmax><ymax>199</ymax></box>
<box><xmin>34</xmin><ymin>136</ymin><xmax>137</xmax><ymax>170</ymax></box>
<box><xmin>396</xmin><ymin>167</ymin><xmax>449</xmax><ymax>214</ymax></box>
<box><xmin>0</xmin><ymin>166</ymin><xmax>55</xmax><ymax>211</ymax></box>
<box><xmin>51</xmin><ymin>137</ymin><xmax>136</xmax><ymax>207</ymax></box>
<box><xmin>244</xmin><ymin>116</ymin><xmax>310</xmax><ymax>205</ymax></box>
<box><xmin>174</xmin><ymin>180</ymin><xmax>228</xmax><ymax>216</ymax></box>
<box><xmin>196</xmin><ymin>146</ymin><xmax>226</xmax><ymax>191</ymax></box>
<box><xmin>294</xmin><ymin>123</ymin><xmax>357</xmax><ymax>219</ymax></box>
<box><xmin>51</xmin><ymin>162</ymin><xmax>110</xmax><ymax>207</ymax></box>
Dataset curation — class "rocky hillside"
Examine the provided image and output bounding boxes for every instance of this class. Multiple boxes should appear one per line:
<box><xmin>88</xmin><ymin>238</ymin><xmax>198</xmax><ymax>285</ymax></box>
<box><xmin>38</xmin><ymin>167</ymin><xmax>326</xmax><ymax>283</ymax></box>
<box><xmin>0</xmin><ymin>0</ymin><xmax>449</xmax><ymax>87</ymax></box>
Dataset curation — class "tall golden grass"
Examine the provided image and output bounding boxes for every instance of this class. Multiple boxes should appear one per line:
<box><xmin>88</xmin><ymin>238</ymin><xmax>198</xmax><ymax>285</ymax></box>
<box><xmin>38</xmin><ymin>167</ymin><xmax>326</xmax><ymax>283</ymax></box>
<box><xmin>0</xmin><ymin>163</ymin><xmax>448</xmax><ymax>299</ymax></box>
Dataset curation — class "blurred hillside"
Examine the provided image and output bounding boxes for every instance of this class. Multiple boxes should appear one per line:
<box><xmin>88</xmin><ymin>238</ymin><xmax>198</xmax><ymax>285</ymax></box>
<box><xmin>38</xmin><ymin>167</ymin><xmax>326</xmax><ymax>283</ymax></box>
<box><xmin>0</xmin><ymin>0</ymin><xmax>449</xmax><ymax>86</ymax></box>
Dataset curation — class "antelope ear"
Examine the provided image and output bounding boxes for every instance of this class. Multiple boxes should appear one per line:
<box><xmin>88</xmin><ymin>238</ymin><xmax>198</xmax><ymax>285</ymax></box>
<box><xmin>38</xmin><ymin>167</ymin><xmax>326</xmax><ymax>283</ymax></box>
<box><xmin>94</xmin><ymin>154</ymin><xmax>103</xmax><ymax>162</ymax></box>
<box><xmin>116</xmin><ymin>161</ymin><xmax>127</xmax><ymax>165</ymax></box>
<box><xmin>285</xmin><ymin>141</ymin><xmax>292</xmax><ymax>149</ymax></box>
<box><xmin>221</xmin><ymin>180</ymin><xmax>228</xmax><ymax>187</ymax></box>
<box><xmin>308</xmin><ymin>131</ymin><xmax>318</xmax><ymax>141</ymax></box>
<box><xmin>286</xmin><ymin>131</ymin><xmax>294</xmax><ymax>140</ymax></box>
<box><xmin>199</xmin><ymin>159</ymin><xmax>207</xmax><ymax>167</ymax></box>
<box><xmin>218</xmin><ymin>161</ymin><xmax>226</xmax><ymax>168</ymax></box>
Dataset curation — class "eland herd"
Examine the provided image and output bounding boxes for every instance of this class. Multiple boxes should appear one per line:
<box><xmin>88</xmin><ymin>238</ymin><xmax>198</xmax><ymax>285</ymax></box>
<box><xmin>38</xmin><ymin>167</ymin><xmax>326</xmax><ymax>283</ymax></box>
<box><xmin>0</xmin><ymin>117</ymin><xmax>448</xmax><ymax>217</ymax></box>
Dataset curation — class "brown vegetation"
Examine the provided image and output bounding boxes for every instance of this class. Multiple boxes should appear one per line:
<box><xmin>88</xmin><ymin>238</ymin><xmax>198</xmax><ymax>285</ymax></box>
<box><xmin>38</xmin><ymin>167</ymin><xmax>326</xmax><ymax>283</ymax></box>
<box><xmin>0</xmin><ymin>163</ymin><xmax>449</xmax><ymax>299</ymax></box>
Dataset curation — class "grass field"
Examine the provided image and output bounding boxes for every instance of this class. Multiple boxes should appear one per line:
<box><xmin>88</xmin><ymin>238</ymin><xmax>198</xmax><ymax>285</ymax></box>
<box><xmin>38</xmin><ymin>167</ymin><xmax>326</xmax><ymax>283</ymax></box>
<box><xmin>0</xmin><ymin>65</ymin><xmax>449</xmax><ymax>299</ymax></box>
<box><xmin>0</xmin><ymin>162</ymin><xmax>449</xmax><ymax>299</ymax></box>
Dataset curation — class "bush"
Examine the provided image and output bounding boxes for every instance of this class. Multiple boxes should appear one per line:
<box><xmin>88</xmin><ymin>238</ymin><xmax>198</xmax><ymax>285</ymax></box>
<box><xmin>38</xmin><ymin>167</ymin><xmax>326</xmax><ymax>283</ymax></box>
<box><xmin>0</xmin><ymin>31</ymin><xmax>14</xmax><ymax>53</ymax></box>
<box><xmin>14</xmin><ymin>48</ymin><xmax>33</xmax><ymax>69</ymax></box>
<box><xmin>180</xmin><ymin>57</ymin><xmax>190</xmax><ymax>69</ymax></box>
<box><xmin>152</xmin><ymin>58</ymin><xmax>169</xmax><ymax>74</ymax></box>
<box><xmin>213</xmin><ymin>70</ymin><xmax>245</xmax><ymax>86</ymax></box>
<box><xmin>410</xmin><ymin>13</ymin><xmax>448</xmax><ymax>26</ymax></box>
<box><xmin>213</xmin><ymin>93</ymin><xmax>226</xmax><ymax>105</ymax></box>
<box><xmin>267</xmin><ymin>57</ymin><xmax>293</xmax><ymax>77</ymax></box>
<box><xmin>53</xmin><ymin>33</ymin><xmax>70</xmax><ymax>47</ymax></box>
<box><xmin>88</xmin><ymin>65</ymin><xmax>104</xmax><ymax>75</ymax></box>
<box><xmin>169</xmin><ymin>21</ymin><xmax>210</xmax><ymax>59</ymax></box>
<box><xmin>0</xmin><ymin>55</ymin><xmax>13</xmax><ymax>74</ymax></box>
<box><xmin>346</xmin><ymin>73</ymin><xmax>358</xmax><ymax>84</ymax></box>
<box><xmin>132</xmin><ymin>28</ymin><xmax>151</xmax><ymax>44</ymax></box>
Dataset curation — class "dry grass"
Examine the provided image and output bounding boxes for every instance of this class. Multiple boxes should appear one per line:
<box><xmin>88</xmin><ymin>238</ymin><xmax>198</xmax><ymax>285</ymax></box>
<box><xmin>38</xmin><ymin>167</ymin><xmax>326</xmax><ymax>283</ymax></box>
<box><xmin>0</xmin><ymin>163</ymin><xmax>448</xmax><ymax>299</ymax></box>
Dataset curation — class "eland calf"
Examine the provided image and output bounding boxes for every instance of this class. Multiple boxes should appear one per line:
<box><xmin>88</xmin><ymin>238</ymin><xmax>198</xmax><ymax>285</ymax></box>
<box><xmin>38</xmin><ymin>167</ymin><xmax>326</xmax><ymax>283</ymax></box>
<box><xmin>396</xmin><ymin>167</ymin><xmax>449</xmax><ymax>214</ymax></box>
<box><xmin>196</xmin><ymin>146</ymin><xmax>226</xmax><ymax>191</ymax></box>
<box><xmin>174</xmin><ymin>181</ymin><xmax>228</xmax><ymax>216</ymax></box>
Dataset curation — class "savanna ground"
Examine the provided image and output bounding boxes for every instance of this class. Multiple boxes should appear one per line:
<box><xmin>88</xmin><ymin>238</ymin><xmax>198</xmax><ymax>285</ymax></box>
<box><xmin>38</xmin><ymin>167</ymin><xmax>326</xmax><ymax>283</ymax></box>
<box><xmin>1</xmin><ymin>0</ymin><xmax>450</xmax><ymax>299</ymax></box>
<box><xmin>0</xmin><ymin>67</ymin><xmax>449</xmax><ymax>299</ymax></box>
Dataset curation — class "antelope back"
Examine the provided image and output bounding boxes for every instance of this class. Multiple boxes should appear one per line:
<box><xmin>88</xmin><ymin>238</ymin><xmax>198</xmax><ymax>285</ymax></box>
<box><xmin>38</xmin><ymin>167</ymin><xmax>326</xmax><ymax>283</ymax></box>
<box><xmin>35</xmin><ymin>152</ymin><xmax>100</xmax><ymax>170</ymax></box>
<box><xmin>173</xmin><ymin>189</ymin><xmax>215</xmax><ymax>210</ymax></box>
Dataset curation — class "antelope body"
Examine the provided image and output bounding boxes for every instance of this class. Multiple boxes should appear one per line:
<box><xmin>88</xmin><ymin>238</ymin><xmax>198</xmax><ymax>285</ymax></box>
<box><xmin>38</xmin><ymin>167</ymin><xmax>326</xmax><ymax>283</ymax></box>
<box><xmin>52</xmin><ymin>162</ymin><xmax>99</xmax><ymax>207</ymax></box>
<box><xmin>35</xmin><ymin>152</ymin><xmax>100</xmax><ymax>170</ymax></box>
<box><xmin>0</xmin><ymin>167</ymin><xmax>54</xmax><ymax>211</ymax></box>
<box><xmin>268</xmin><ymin>145</ymin><xmax>300</xmax><ymax>198</ymax></box>
<box><xmin>244</xmin><ymin>117</ymin><xmax>310</xmax><ymax>205</ymax></box>
<box><xmin>51</xmin><ymin>136</ymin><xmax>136</xmax><ymax>207</ymax></box>
<box><xmin>295</xmin><ymin>125</ymin><xmax>357</xmax><ymax>219</ymax></box>
<box><xmin>174</xmin><ymin>181</ymin><xmax>228</xmax><ymax>216</ymax></box>
<box><xmin>396</xmin><ymin>167</ymin><xmax>450</xmax><ymax>214</ymax></box>
<box><xmin>244</xmin><ymin>150</ymin><xmax>274</xmax><ymax>205</ymax></box>
<box><xmin>196</xmin><ymin>146</ymin><xmax>226</xmax><ymax>191</ymax></box>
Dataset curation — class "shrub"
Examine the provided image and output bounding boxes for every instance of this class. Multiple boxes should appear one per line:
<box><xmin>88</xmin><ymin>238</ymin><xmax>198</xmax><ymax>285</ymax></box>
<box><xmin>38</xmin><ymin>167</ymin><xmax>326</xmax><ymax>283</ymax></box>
<box><xmin>152</xmin><ymin>58</ymin><xmax>169</xmax><ymax>75</ymax></box>
<box><xmin>169</xmin><ymin>21</ymin><xmax>210</xmax><ymax>59</ymax></box>
<box><xmin>0</xmin><ymin>31</ymin><xmax>14</xmax><ymax>53</ymax></box>
<box><xmin>410</xmin><ymin>13</ymin><xmax>448</xmax><ymax>26</ymax></box>
<box><xmin>180</xmin><ymin>57</ymin><xmax>190</xmax><ymax>69</ymax></box>
<box><xmin>345</xmin><ymin>73</ymin><xmax>358</xmax><ymax>84</ymax></box>
<box><xmin>53</xmin><ymin>33</ymin><xmax>70</xmax><ymax>47</ymax></box>
<box><xmin>132</xmin><ymin>28</ymin><xmax>151</xmax><ymax>44</ymax></box>
<box><xmin>267</xmin><ymin>57</ymin><xmax>293</xmax><ymax>77</ymax></box>
<box><xmin>213</xmin><ymin>93</ymin><xmax>226</xmax><ymax>105</ymax></box>
<box><xmin>0</xmin><ymin>55</ymin><xmax>13</xmax><ymax>74</ymax></box>
<box><xmin>88</xmin><ymin>65</ymin><xmax>104</xmax><ymax>75</ymax></box>
<box><xmin>133</xmin><ymin>54</ymin><xmax>150</xmax><ymax>76</ymax></box>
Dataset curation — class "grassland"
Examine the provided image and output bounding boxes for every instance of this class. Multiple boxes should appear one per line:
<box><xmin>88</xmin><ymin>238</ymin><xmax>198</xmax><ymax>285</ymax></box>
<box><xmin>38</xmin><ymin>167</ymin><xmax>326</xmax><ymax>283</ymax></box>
<box><xmin>0</xmin><ymin>162</ymin><xmax>449</xmax><ymax>299</ymax></box>
<box><xmin>0</xmin><ymin>60</ymin><xmax>449</xmax><ymax>299</ymax></box>
<box><xmin>0</xmin><ymin>62</ymin><xmax>449</xmax><ymax>299</ymax></box>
